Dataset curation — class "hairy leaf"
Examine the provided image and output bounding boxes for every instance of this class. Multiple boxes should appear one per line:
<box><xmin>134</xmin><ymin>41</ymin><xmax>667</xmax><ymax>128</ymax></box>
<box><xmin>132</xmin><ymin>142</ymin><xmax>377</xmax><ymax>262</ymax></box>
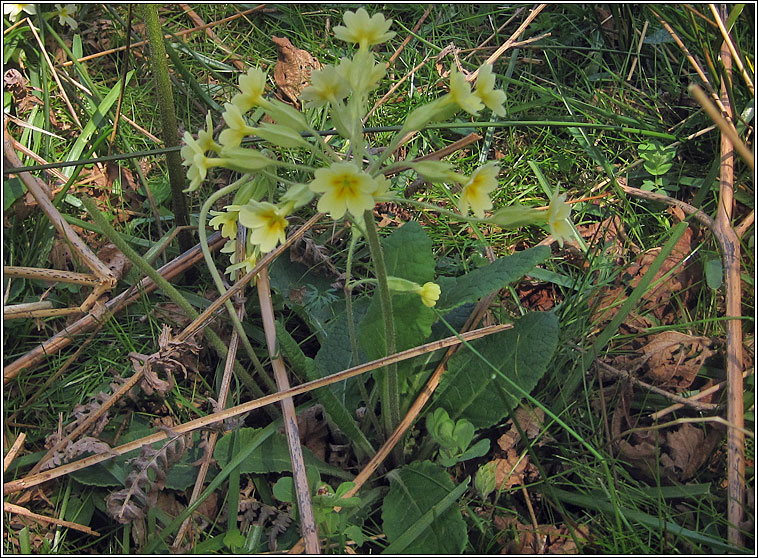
<box><xmin>435</xmin><ymin>246</ymin><xmax>551</xmax><ymax>312</ymax></box>
<box><xmin>214</xmin><ymin>427</ymin><xmax>353</xmax><ymax>480</ymax></box>
<box><xmin>382</xmin><ymin>460</ymin><xmax>468</xmax><ymax>554</ymax></box>
<box><xmin>433</xmin><ymin>311</ymin><xmax>559</xmax><ymax>428</ymax></box>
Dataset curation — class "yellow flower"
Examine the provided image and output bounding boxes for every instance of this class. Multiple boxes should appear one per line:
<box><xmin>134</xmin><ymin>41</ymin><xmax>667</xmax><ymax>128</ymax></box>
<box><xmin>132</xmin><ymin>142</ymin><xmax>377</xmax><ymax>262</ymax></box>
<box><xmin>219</xmin><ymin>103</ymin><xmax>257</xmax><ymax>148</ymax></box>
<box><xmin>300</xmin><ymin>65</ymin><xmax>350</xmax><ymax>108</ymax></box>
<box><xmin>417</xmin><ymin>282</ymin><xmax>441</xmax><ymax>307</ymax></box>
<box><xmin>209</xmin><ymin>210</ymin><xmax>239</xmax><ymax>240</ymax></box>
<box><xmin>334</xmin><ymin>8</ymin><xmax>395</xmax><ymax>50</ymax></box>
<box><xmin>337</xmin><ymin>50</ymin><xmax>386</xmax><ymax>96</ymax></box>
<box><xmin>225</xmin><ymin>247</ymin><xmax>260</xmax><ymax>278</ymax></box>
<box><xmin>308</xmin><ymin>162</ymin><xmax>377</xmax><ymax>219</ymax></box>
<box><xmin>369</xmin><ymin>175</ymin><xmax>394</xmax><ymax>201</ymax></box>
<box><xmin>449</xmin><ymin>66</ymin><xmax>484</xmax><ymax>116</ymax></box>
<box><xmin>181</xmin><ymin>132</ymin><xmax>214</xmax><ymax>192</ymax></box>
<box><xmin>458</xmin><ymin>162</ymin><xmax>500</xmax><ymax>218</ymax></box>
<box><xmin>55</xmin><ymin>4</ymin><xmax>78</xmax><ymax>29</ymax></box>
<box><xmin>238</xmin><ymin>201</ymin><xmax>288</xmax><ymax>253</ymax></box>
<box><xmin>197</xmin><ymin>112</ymin><xmax>221</xmax><ymax>152</ymax></box>
<box><xmin>474</xmin><ymin>64</ymin><xmax>506</xmax><ymax>117</ymax></box>
<box><xmin>4</xmin><ymin>4</ymin><xmax>36</xmax><ymax>22</ymax></box>
<box><xmin>231</xmin><ymin>67</ymin><xmax>267</xmax><ymax>112</ymax></box>
<box><xmin>546</xmin><ymin>193</ymin><xmax>573</xmax><ymax>247</ymax></box>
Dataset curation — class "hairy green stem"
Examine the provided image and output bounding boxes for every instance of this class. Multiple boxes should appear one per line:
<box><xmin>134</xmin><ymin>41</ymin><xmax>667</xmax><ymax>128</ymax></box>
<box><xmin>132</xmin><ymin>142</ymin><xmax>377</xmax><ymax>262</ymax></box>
<box><xmin>198</xmin><ymin>181</ymin><xmax>278</xmax><ymax>392</ymax></box>
<box><xmin>81</xmin><ymin>195</ymin><xmax>268</xmax><ymax>402</ymax></box>
<box><xmin>138</xmin><ymin>4</ymin><xmax>193</xmax><ymax>253</ymax></box>
<box><xmin>362</xmin><ymin>210</ymin><xmax>401</xmax><ymax>463</ymax></box>
<box><xmin>344</xmin><ymin>228</ymin><xmax>383</xmax><ymax>438</ymax></box>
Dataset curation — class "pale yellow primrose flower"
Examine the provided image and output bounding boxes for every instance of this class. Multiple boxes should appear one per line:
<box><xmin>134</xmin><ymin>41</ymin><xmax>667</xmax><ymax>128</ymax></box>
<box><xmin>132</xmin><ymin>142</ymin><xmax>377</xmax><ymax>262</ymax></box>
<box><xmin>238</xmin><ymin>201</ymin><xmax>289</xmax><ymax>253</ymax></box>
<box><xmin>449</xmin><ymin>66</ymin><xmax>484</xmax><ymax>115</ymax></box>
<box><xmin>4</xmin><ymin>4</ymin><xmax>36</xmax><ymax>22</ymax></box>
<box><xmin>417</xmin><ymin>282</ymin><xmax>441</xmax><ymax>308</ymax></box>
<box><xmin>334</xmin><ymin>8</ymin><xmax>395</xmax><ymax>50</ymax></box>
<box><xmin>232</xmin><ymin>67</ymin><xmax>267</xmax><ymax>112</ymax></box>
<box><xmin>219</xmin><ymin>103</ymin><xmax>257</xmax><ymax>148</ymax></box>
<box><xmin>226</xmin><ymin>247</ymin><xmax>260</xmax><ymax>278</ymax></box>
<box><xmin>300</xmin><ymin>65</ymin><xmax>350</xmax><ymax>108</ymax></box>
<box><xmin>181</xmin><ymin>132</ymin><xmax>213</xmax><ymax>192</ymax></box>
<box><xmin>197</xmin><ymin>112</ymin><xmax>221</xmax><ymax>152</ymax></box>
<box><xmin>55</xmin><ymin>4</ymin><xmax>78</xmax><ymax>29</ymax></box>
<box><xmin>458</xmin><ymin>162</ymin><xmax>500</xmax><ymax>218</ymax></box>
<box><xmin>337</xmin><ymin>50</ymin><xmax>386</xmax><ymax>96</ymax></box>
<box><xmin>546</xmin><ymin>193</ymin><xmax>573</xmax><ymax>247</ymax></box>
<box><xmin>474</xmin><ymin>64</ymin><xmax>506</xmax><ymax>117</ymax></box>
<box><xmin>209</xmin><ymin>210</ymin><xmax>239</xmax><ymax>240</ymax></box>
<box><xmin>308</xmin><ymin>162</ymin><xmax>377</xmax><ymax>219</ymax></box>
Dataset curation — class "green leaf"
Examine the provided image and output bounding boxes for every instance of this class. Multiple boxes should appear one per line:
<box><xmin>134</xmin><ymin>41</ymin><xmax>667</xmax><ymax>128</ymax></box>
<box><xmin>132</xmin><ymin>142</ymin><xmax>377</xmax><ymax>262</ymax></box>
<box><xmin>436</xmin><ymin>246</ymin><xmax>551</xmax><ymax>312</ymax></box>
<box><xmin>434</xmin><ymin>311</ymin><xmax>559</xmax><ymax>428</ymax></box>
<box><xmin>4</xmin><ymin>177</ymin><xmax>25</xmax><ymax>210</ymax></box>
<box><xmin>214</xmin><ymin>427</ymin><xmax>353</xmax><ymax>480</ymax></box>
<box><xmin>704</xmin><ymin>257</ymin><xmax>723</xmax><ymax>290</ymax></box>
<box><xmin>381</xmin><ymin>220</ymin><xmax>437</xmax><ymax>284</ymax></box>
<box><xmin>381</xmin><ymin>461</ymin><xmax>468</xmax><ymax>554</ymax></box>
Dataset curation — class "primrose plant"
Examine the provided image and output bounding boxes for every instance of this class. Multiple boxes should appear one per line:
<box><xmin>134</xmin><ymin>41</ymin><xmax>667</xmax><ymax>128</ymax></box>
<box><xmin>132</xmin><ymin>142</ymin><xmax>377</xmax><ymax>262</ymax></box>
<box><xmin>185</xmin><ymin>7</ymin><xmax>573</xmax><ymax>481</ymax></box>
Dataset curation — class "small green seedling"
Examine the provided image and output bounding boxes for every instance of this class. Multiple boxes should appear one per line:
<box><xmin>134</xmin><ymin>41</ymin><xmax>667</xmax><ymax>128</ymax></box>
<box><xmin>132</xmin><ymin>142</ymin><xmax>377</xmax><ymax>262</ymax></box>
<box><xmin>426</xmin><ymin>408</ymin><xmax>490</xmax><ymax>467</ymax></box>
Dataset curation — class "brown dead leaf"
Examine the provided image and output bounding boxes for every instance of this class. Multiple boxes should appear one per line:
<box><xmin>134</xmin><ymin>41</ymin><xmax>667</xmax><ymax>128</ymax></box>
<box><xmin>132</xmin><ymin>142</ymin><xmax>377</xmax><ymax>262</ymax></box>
<box><xmin>494</xmin><ymin>516</ymin><xmax>591</xmax><ymax>554</ymax></box>
<box><xmin>612</xmin><ymin>388</ymin><xmax>725</xmax><ymax>482</ymax></box>
<box><xmin>638</xmin><ymin>331</ymin><xmax>714</xmax><ymax>389</ymax></box>
<box><xmin>491</xmin><ymin>451</ymin><xmax>532</xmax><ymax>490</ymax></box>
<box><xmin>271</xmin><ymin>36</ymin><xmax>321</xmax><ymax>107</ymax></box>
<box><xmin>96</xmin><ymin>242</ymin><xmax>131</xmax><ymax>281</ymax></box>
<box><xmin>591</xmin><ymin>223</ymin><xmax>696</xmax><ymax>330</ymax></box>
<box><xmin>290</xmin><ymin>404</ymin><xmax>328</xmax><ymax>461</ymax></box>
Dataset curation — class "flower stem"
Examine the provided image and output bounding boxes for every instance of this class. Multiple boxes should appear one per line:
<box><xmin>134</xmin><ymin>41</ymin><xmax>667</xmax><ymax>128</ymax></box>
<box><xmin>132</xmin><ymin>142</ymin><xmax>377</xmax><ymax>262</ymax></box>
<box><xmin>344</xmin><ymin>228</ymin><xmax>384</xmax><ymax>438</ymax></box>
<box><xmin>198</xmin><ymin>180</ymin><xmax>278</xmax><ymax>392</ymax></box>
<box><xmin>363</xmin><ymin>210</ymin><xmax>401</xmax><ymax>463</ymax></box>
<box><xmin>138</xmin><ymin>4</ymin><xmax>193</xmax><ymax>253</ymax></box>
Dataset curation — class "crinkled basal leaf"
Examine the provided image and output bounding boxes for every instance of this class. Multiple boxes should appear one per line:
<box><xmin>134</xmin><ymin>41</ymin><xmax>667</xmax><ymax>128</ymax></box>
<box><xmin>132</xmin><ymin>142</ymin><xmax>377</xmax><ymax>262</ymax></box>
<box><xmin>382</xmin><ymin>460</ymin><xmax>467</xmax><ymax>554</ymax></box>
<box><xmin>214</xmin><ymin>427</ymin><xmax>353</xmax><ymax>480</ymax></box>
<box><xmin>433</xmin><ymin>311</ymin><xmax>559</xmax><ymax>428</ymax></box>
<box><xmin>380</xmin><ymin>221</ymin><xmax>436</xmax><ymax>284</ymax></box>
<box><xmin>436</xmin><ymin>246</ymin><xmax>551</xmax><ymax>312</ymax></box>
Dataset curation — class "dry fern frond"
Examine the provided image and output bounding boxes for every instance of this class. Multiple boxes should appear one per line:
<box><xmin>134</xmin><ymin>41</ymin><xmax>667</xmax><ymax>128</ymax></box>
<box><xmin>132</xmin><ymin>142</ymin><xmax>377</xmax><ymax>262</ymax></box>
<box><xmin>129</xmin><ymin>325</ymin><xmax>201</xmax><ymax>397</ymax></box>
<box><xmin>105</xmin><ymin>433</ymin><xmax>189</xmax><ymax>524</ymax></box>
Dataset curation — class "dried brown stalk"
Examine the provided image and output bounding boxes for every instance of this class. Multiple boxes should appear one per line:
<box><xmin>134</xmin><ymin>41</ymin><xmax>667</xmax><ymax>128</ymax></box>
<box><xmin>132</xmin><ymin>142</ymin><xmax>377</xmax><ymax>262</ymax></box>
<box><xmin>60</xmin><ymin>6</ymin><xmax>267</xmax><ymax>67</ymax></box>
<box><xmin>469</xmin><ymin>4</ymin><xmax>548</xmax><ymax>82</ymax></box>
<box><xmin>3</xmin><ymin>232</ymin><xmax>225</xmax><ymax>381</ymax></box>
<box><xmin>180</xmin><ymin>4</ymin><xmax>246</xmax><ymax>71</ymax></box>
<box><xmin>257</xmin><ymin>267</ymin><xmax>320</xmax><ymax>553</ymax></box>
<box><xmin>713</xmin><ymin>28</ymin><xmax>745</xmax><ymax>547</ymax></box>
<box><xmin>4</xmin><ymin>502</ymin><xmax>100</xmax><ymax>537</ymax></box>
<box><xmin>707</xmin><ymin>4</ymin><xmax>754</xmax><ymax>95</ymax></box>
<box><xmin>650</xmin><ymin>370</ymin><xmax>751</xmax><ymax>421</ymax></box>
<box><xmin>3</xmin><ymin>323</ymin><xmax>509</xmax><ymax>496</ymax></box>
<box><xmin>3</xmin><ymin>434</ymin><xmax>26</xmax><ymax>473</ymax></box>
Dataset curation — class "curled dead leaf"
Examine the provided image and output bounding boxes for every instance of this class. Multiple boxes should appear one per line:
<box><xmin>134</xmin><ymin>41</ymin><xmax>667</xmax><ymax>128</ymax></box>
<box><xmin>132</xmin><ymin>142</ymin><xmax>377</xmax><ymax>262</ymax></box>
<box><xmin>96</xmin><ymin>242</ymin><xmax>131</xmax><ymax>281</ymax></box>
<box><xmin>272</xmin><ymin>35</ymin><xmax>321</xmax><ymax>107</ymax></box>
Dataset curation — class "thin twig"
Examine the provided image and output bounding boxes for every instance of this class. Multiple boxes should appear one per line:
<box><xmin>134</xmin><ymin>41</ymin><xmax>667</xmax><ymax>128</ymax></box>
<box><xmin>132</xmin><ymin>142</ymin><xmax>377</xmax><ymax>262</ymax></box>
<box><xmin>180</xmin><ymin>3</ymin><xmax>247</xmax><ymax>71</ymax></box>
<box><xmin>60</xmin><ymin>6</ymin><xmax>267</xmax><ymax>67</ymax></box>
<box><xmin>3</xmin><ymin>232</ymin><xmax>225</xmax><ymax>381</ymax></box>
<box><xmin>689</xmin><ymin>84</ymin><xmax>754</xmax><ymax>170</ymax></box>
<box><xmin>708</xmin><ymin>4</ymin><xmax>754</xmax><ymax>95</ymax></box>
<box><xmin>3</xmin><ymin>434</ymin><xmax>26</xmax><ymax>473</ymax></box>
<box><xmin>469</xmin><ymin>4</ymin><xmax>547</xmax><ymax>82</ymax></box>
<box><xmin>594</xmin><ymin>359</ymin><xmax>718</xmax><ymax>412</ymax></box>
<box><xmin>172</xmin><ymin>292</ymin><xmax>246</xmax><ymax>550</ymax></box>
<box><xmin>3</xmin><ymin>323</ymin><xmax>509</xmax><ymax>496</ymax></box>
<box><xmin>713</xmin><ymin>28</ymin><xmax>745</xmax><ymax>547</ymax></box>
<box><xmin>26</xmin><ymin>20</ymin><xmax>81</xmax><ymax>128</ymax></box>
<box><xmin>650</xmin><ymin>370</ymin><xmax>751</xmax><ymax>421</ymax></box>
<box><xmin>4</xmin><ymin>502</ymin><xmax>100</xmax><ymax>537</ymax></box>
<box><xmin>257</xmin><ymin>268</ymin><xmax>320</xmax><ymax>553</ymax></box>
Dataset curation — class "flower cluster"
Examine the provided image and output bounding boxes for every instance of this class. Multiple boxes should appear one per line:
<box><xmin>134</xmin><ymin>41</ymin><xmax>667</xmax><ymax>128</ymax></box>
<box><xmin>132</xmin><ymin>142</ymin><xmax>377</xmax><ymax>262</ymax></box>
<box><xmin>182</xmin><ymin>8</ymin><xmax>574</xmax><ymax>279</ymax></box>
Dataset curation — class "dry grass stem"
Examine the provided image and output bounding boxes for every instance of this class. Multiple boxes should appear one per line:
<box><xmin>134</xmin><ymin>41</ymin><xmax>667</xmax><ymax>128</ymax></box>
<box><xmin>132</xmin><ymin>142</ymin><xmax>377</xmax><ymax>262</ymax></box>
<box><xmin>3</xmin><ymin>434</ymin><xmax>27</xmax><ymax>473</ymax></box>
<box><xmin>4</xmin><ymin>502</ymin><xmax>100</xmax><ymax>537</ymax></box>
